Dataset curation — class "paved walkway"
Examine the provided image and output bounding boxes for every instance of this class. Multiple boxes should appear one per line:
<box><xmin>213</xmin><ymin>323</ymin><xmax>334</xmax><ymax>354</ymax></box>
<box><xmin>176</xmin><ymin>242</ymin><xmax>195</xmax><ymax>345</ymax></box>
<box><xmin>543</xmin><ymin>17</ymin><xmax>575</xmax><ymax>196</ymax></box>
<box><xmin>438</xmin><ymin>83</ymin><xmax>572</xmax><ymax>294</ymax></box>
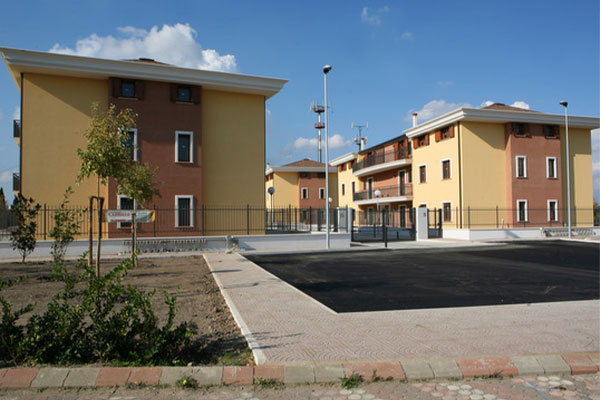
<box><xmin>1</xmin><ymin>374</ymin><xmax>599</xmax><ymax>399</ymax></box>
<box><xmin>204</xmin><ymin>253</ymin><xmax>599</xmax><ymax>365</ymax></box>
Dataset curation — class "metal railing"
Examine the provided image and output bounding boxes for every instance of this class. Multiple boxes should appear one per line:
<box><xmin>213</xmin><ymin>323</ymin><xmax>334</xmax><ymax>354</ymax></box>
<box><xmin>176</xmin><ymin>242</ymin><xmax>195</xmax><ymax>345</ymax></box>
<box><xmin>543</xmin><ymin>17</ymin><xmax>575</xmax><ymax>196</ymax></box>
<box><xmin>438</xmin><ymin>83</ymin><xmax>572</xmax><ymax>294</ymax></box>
<box><xmin>0</xmin><ymin>205</ymin><xmax>349</xmax><ymax>240</ymax></box>
<box><xmin>13</xmin><ymin>120</ymin><xmax>21</xmax><ymax>139</ymax></box>
<box><xmin>353</xmin><ymin>148</ymin><xmax>410</xmax><ymax>172</ymax></box>
<box><xmin>353</xmin><ymin>184</ymin><xmax>412</xmax><ymax>201</ymax></box>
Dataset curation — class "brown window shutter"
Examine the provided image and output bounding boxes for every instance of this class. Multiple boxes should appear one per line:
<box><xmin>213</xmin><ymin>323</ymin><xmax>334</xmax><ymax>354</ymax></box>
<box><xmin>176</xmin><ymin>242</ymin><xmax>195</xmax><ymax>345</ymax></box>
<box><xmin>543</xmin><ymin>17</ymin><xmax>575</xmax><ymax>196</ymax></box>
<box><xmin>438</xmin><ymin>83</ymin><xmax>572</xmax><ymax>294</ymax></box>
<box><xmin>435</xmin><ymin>131</ymin><xmax>441</xmax><ymax>142</ymax></box>
<box><xmin>525</xmin><ymin>123</ymin><xmax>532</xmax><ymax>138</ymax></box>
<box><xmin>449</xmin><ymin>125</ymin><xmax>455</xmax><ymax>138</ymax></box>
<box><xmin>170</xmin><ymin>84</ymin><xmax>178</xmax><ymax>102</ymax></box>
<box><xmin>412</xmin><ymin>139</ymin><xmax>419</xmax><ymax>149</ymax></box>
<box><xmin>135</xmin><ymin>81</ymin><xmax>145</xmax><ymax>100</ymax></box>
<box><xmin>424</xmin><ymin>134</ymin><xmax>430</xmax><ymax>145</ymax></box>
<box><xmin>111</xmin><ymin>78</ymin><xmax>121</xmax><ymax>98</ymax></box>
<box><xmin>191</xmin><ymin>86</ymin><xmax>201</xmax><ymax>104</ymax></box>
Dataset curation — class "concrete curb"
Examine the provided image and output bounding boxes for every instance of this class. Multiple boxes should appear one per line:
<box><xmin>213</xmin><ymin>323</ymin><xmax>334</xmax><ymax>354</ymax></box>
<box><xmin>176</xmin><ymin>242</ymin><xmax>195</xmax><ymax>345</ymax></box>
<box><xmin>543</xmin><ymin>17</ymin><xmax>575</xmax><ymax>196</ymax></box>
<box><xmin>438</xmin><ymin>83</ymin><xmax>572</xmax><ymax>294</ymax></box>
<box><xmin>0</xmin><ymin>352</ymin><xmax>597</xmax><ymax>389</ymax></box>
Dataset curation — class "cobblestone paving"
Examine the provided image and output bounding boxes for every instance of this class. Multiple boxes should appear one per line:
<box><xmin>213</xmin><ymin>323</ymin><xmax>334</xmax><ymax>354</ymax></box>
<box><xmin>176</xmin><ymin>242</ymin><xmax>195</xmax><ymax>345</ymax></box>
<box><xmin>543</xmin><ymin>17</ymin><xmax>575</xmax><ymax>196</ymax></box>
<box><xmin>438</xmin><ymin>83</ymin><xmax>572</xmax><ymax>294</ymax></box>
<box><xmin>0</xmin><ymin>374</ymin><xmax>598</xmax><ymax>400</ymax></box>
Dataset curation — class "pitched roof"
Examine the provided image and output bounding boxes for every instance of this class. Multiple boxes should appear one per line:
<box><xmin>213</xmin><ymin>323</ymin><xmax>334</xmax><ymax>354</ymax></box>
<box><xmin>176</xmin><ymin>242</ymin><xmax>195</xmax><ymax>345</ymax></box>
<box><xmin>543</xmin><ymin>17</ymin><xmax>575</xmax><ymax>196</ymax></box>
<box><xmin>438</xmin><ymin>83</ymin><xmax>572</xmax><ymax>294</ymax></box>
<box><xmin>282</xmin><ymin>158</ymin><xmax>326</xmax><ymax>168</ymax></box>
<box><xmin>481</xmin><ymin>103</ymin><xmax>538</xmax><ymax>113</ymax></box>
<box><xmin>125</xmin><ymin>58</ymin><xmax>170</xmax><ymax>66</ymax></box>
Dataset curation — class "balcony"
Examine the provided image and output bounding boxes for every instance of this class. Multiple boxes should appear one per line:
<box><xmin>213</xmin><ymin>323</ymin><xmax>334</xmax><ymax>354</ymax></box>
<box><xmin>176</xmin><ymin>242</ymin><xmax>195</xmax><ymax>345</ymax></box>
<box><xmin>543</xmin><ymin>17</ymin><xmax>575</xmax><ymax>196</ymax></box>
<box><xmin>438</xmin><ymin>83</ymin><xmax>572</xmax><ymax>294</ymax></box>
<box><xmin>353</xmin><ymin>183</ymin><xmax>412</xmax><ymax>205</ymax></box>
<box><xmin>353</xmin><ymin>148</ymin><xmax>411</xmax><ymax>176</ymax></box>
<box><xmin>13</xmin><ymin>173</ymin><xmax>20</xmax><ymax>193</ymax></box>
<box><xmin>13</xmin><ymin>120</ymin><xmax>21</xmax><ymax>145</ymax></box>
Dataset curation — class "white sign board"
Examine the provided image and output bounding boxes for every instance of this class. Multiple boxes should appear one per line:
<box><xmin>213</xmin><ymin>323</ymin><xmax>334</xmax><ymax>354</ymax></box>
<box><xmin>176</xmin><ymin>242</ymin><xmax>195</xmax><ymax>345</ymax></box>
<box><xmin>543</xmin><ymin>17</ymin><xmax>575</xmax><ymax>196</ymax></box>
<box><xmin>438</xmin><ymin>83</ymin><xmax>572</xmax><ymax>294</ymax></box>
<box><xmin>106</xmin><ymin>210</ymin><xmax>154</xmax><ymax>223</ymax></box>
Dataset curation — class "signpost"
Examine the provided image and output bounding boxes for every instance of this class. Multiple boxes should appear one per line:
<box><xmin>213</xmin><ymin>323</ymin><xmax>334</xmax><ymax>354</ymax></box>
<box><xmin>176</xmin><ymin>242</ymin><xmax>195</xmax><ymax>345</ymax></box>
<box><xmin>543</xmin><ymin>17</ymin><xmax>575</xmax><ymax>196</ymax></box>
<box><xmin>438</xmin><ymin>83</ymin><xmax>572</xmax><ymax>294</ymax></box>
<box><xmin>106</xmin><ymin>210</ymin><xmax>155</xmax><ymax>266</ymax></box>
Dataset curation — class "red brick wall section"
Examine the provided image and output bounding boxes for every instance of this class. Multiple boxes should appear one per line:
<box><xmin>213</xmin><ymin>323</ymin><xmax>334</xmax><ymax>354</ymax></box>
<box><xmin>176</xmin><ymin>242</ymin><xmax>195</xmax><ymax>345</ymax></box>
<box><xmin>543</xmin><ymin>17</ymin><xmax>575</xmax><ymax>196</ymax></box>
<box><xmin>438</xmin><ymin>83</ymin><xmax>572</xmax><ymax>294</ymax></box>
<box><xmin>298</xmin><ymin>173</ymin><xmax>328</xmax><ymax>209</ymax></box>
<box><xmin>108</xmin><ymin>80</ymin><xmax>203</xmax><ymax>237</ymax></box>
<box><xmin>505</xmin><ymin>123</ymin><xmax>562</xmax><ymax>227</ymax></box>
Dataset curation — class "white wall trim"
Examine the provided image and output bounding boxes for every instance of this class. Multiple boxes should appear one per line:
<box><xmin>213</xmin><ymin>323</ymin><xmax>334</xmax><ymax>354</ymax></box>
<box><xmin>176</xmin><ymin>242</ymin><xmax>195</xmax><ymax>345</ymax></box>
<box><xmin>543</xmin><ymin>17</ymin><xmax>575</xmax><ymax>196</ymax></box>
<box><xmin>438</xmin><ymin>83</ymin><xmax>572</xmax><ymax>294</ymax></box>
<box><xmin>440</xmin><ymin>158</ymin><xmax>452</xmax><ymax>180</ymax></box>
<box><xmin>515</xmin><ymin>155</ymin><xmax>527</xmax><ymax>178</ymax></box>
<box><xmin>175</xmin><ymin>130</ymin><xmax>194</xmax><ymax>163</ymax></box>
<box><xmin>517</xmin><ymin>199</ymin><xmax>528</xmax><ymax>222</ymax></box>
<box><xmin>546</xmin><ymin>156</ymin><xmax>558</xmax><ymax>179</ymax></box>
<box><xmin>547</xmin><ymin>199</ymin><xmax>559</xmax><ymax>222</ymax></box>
<box><xmin>175</xmin><ymin>195</ymin><xmax>194</xmax><ymax>228</ymax></box>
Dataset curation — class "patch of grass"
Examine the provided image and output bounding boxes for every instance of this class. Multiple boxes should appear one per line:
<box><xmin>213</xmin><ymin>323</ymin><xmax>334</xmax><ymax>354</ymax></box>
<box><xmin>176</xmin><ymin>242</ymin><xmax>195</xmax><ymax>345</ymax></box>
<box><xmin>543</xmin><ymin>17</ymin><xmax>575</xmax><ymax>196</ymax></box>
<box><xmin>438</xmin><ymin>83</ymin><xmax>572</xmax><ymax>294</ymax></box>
<box><xmin>341</xmin><ymin>372</ymin><xmax>362</xmax><ymax>389</ymax></box>
<box><xmin>125</xmin><ymin>382</ymin><xmax>148</xmax><ymax>389</ymax></box>
<box><xmin>257</xmin><ymin>378</ymin><xmax>283</xmax><ymax>389</ymax></box>
<box><xmin>217</xmin><ymin>349</ymin><xmax>254</xmax><ymax>366</ymax></box>
<box><xmin>473</xmin><ymin>371</ymin><xmax>503</xmax><ymax>380</ymax></box>
<box><xmin>177</xmin><ymin>375</ymin><xmax>198</xmax><ymax>389</ymax></box>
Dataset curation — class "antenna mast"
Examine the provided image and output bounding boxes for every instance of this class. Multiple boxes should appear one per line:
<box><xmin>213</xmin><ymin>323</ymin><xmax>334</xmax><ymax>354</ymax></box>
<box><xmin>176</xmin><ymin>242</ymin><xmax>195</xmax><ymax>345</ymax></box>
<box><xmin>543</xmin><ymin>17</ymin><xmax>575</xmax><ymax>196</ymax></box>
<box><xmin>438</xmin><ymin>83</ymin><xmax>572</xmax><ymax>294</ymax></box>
<box><xmin>311</xmin><ymin>101</ymin><xmax>325</xmax><ymax>162</ymax></box>
<box><xmin>352</xmin><ymin>122</ymin><xmax>368</xmax><ymax>151</ymax></box>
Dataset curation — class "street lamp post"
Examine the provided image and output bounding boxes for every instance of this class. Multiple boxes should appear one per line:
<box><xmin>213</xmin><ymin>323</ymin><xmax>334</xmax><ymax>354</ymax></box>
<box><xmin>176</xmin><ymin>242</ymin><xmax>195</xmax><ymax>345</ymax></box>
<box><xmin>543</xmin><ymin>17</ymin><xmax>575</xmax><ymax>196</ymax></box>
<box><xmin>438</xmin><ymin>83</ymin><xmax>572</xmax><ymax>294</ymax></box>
<box><xmin>323</xmin><ymin>64</ymin><xmax>332</xmax><ymax>249</ymax></box>
<box><xmin>560</xmin><ymin>101</ymin><xmax>571</xmax><ymax>239</ymax></box>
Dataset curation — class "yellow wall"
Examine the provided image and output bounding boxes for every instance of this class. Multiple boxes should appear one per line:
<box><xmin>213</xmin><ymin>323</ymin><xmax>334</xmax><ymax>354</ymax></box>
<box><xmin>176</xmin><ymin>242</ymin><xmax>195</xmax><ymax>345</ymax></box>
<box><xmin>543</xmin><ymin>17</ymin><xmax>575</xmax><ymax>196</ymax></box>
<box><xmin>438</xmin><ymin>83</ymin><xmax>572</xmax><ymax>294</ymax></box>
<box><xmin>202</xmin><ymin>90</ymin><xmax>265</xmax><ymax>207</ymax></box>
<box><xmin>22</xmin><ymin>73</ymin><xmax>108</xmax><ymax>207</ymax></box>
<box><xmin>337</xmin><ymin>167</ymin><xmax>357</xmax><ymax>208</ymax></box>
<box><xmin>561</xmin><ymin>127</ymin><xmax>594</xmax><ymax>226</ymax></box>
<box><xmin>267</xmin><ymin>172</ymin><xmax>299</xmax><ymax>208</ymax></box>
<box><xmin>411</xmin><ymin>128</ymin><xmax>460</xmax><ymax>226</ymax></box>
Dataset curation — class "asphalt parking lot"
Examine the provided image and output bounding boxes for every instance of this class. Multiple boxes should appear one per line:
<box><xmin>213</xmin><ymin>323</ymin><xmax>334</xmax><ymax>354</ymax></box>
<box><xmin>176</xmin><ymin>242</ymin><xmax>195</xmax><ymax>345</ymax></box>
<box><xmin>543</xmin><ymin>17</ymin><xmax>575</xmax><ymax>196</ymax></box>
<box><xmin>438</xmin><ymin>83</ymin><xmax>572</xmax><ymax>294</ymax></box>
<box><xmin>246</xmin><ymin>240</ymin><xmax>600</xmax><ymax>313</ymax></box>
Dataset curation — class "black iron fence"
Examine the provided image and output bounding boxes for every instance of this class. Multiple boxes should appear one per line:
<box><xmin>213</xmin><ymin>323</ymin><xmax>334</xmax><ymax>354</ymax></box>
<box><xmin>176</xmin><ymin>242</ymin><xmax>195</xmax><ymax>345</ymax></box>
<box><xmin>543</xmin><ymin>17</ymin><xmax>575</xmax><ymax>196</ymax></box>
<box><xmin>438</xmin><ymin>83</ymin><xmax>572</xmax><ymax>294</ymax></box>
<box><xmin>353</xmin><ymin>208</ymin><xmax>416</xmax><ymax>243</ymax></box>
<box><xmin>0</xmin><ymin>205</ymin><xmax>350</xmax><ymax>240</ymax></box>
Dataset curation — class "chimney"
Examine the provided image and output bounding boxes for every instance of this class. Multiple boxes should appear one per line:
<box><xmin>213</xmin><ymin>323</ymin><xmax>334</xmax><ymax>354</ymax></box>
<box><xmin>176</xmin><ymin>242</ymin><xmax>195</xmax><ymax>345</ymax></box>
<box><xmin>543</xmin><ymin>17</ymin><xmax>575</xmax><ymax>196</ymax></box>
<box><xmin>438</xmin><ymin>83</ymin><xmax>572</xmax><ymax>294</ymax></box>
<box><xmin>360</xmin><ymin>137</ymin><xmax>367</xmax><ymax>151</ymax></box>
<box><xmin>412</xmin><ymin>113</ymin><xmax>418</xmax><ymax>128</ymax></box>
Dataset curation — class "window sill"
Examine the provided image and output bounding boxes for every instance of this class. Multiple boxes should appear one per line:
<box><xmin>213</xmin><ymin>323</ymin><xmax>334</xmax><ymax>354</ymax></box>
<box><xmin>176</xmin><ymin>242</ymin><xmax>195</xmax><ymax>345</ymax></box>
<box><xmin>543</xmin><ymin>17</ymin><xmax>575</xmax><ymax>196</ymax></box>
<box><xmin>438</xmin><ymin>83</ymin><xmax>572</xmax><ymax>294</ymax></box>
<box><xmin>516</xmin><ymin>176</ymin><xmax>528</xmax><ymax>179</ymax></box>
<box><xmin>175</xmin><ymin>161</ymin><xmax>194</xmax><ymax>164</ymax></box>
<box><xmin>117</xmin><ymin>96</ymin><xmax>138</xmax><ymax>101</ymax></box>
<box><xmin>175</xmin><ymin>101</ymin><xmax>194</xmax><ymax>105</ymax></box>
<box><xmin>547</xmin><ymin>177</ymin><xmax>558</xmax><ymax>180</ymax></box>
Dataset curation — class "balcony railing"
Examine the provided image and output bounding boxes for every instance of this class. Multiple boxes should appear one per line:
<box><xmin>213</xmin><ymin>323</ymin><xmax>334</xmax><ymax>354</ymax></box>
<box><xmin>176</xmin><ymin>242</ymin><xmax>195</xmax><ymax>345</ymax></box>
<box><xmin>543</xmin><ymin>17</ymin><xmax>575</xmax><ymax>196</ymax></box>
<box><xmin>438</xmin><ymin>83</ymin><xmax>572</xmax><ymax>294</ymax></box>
<box><xmin>353</xmin><ymin>183</ymin><xmax>412</xmax><ymax>202</ymax></box>
<box><xmin>13</xmin><ymin>173</ymin><xmax>20</xmax><ymax>192</ymax></box>
<box><xmin>353</xmin><ymin>148</ymin><xmax>411</xmax><ymax>172</ymax></box>
<box><xmin>13</xmin><ymin>120</ymin><xmax>21</xmax><ymax>139</ymax></box>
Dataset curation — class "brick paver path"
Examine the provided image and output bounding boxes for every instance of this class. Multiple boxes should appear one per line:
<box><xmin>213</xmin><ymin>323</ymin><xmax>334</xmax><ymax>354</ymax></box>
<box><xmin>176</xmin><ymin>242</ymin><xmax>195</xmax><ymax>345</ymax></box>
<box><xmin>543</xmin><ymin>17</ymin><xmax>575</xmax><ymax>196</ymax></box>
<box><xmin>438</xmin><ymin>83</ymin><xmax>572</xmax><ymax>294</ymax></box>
<box><xmin>205</xmin><ymin>253</ymin><xmax>599</xmax><ymax>364</ymax></box>
<box><xmin>1</xmin><ymin>374</ymin><xmax>599</xmax><ymax>399</ymax></box>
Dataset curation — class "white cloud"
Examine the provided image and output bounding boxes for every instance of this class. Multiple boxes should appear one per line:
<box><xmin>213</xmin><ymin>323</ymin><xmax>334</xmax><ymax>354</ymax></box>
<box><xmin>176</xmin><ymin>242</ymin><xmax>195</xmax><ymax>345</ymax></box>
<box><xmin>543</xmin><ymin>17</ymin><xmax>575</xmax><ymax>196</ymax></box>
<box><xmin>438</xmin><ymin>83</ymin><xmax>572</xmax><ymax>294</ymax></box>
<box><xmin>294</xmin><ymin>134</ymin><xmax>350</xmax><ymax>150</ymax></box>
<box><xmin>510</xmin><ymin>101</ymin><xmax>530</xmax><ymax>110</ymax></box>
<box><xmin>480</xmin><ymin>100</ymin><xmax>494</xmax><ymax>108</ymax></box>
<box><xmin>12</xmin><ymin>106</ymin><xmax>19</xmax><ymax>120</ymax></box>
<box><xmin>49</xmin><ymin>23</ymin><xmax>237</xmax><ymax>72</ymax></box>
<box><xmin>400</xmin><ymin>32</ymin><xmax>414</xmax><ymax>40</ymax></box>
<box><xmin>407</xmin><ymin>100</ymin><xmax>471</xmax><ymax>123</ymax></box>
<box><xmin>361</xmin><ymin>6</ymin><xmax>390</xmax><ymax>25</ymax></box>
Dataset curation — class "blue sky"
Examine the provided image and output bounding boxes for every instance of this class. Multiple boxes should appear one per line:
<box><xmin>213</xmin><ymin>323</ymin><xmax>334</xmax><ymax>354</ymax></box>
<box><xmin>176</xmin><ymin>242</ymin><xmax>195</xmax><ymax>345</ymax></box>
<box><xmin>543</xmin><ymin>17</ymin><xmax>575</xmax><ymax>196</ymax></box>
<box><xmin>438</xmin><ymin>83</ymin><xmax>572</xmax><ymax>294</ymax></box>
<box><xmin>0</xmin><ymin>0</ymin><xmax>598</xmax><ymax>204</ymax></box>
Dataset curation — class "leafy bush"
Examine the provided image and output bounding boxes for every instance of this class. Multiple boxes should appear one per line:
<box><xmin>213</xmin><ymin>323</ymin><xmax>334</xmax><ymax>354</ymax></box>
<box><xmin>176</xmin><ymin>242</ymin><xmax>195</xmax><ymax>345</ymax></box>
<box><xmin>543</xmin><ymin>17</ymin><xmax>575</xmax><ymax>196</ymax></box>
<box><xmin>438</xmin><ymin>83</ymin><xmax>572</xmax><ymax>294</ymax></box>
<box><xmin>1</xmin><ymin>257</ymin><xmax>197</xmax><ymax>366</ymax></box>
<box><xmin>0</xmin><ymin>276</ymin><xmax>33</xmax><ymax>364</ymax></box>
<box><xmin>49</xmin><ymin>187</ymin><xmax>81</xmax><ymax>265</ymax></box>
<box><xmin>10</xmin><ymin>195</ymin><xmax>41</xmax><ymax>263</ymax></box>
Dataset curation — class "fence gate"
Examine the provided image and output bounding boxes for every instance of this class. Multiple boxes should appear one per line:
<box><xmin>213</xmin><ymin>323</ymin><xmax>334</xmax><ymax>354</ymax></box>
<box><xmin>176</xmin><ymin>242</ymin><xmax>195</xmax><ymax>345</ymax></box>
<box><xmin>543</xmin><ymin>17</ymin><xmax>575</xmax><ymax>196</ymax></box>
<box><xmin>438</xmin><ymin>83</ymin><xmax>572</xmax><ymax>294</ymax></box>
<box><xmin>352</xmin><ymin>208</ymin><xmax>416</xmax><ymax>243</ymax></box>
<box><xmin>427</xmin><ymin>208</ymin><xmax>443</xmax><ymax>238</ymax></box>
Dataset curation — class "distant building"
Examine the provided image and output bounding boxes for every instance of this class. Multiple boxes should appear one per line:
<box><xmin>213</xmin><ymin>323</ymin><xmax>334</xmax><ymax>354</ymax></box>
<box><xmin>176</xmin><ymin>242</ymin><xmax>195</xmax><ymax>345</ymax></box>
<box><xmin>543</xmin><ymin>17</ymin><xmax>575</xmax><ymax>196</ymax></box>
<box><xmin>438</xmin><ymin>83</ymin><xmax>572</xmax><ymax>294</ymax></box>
<box><xmin>330</xmin><ymin>152</ymin><xmax>357</xmax><ymax>209</ymax></box>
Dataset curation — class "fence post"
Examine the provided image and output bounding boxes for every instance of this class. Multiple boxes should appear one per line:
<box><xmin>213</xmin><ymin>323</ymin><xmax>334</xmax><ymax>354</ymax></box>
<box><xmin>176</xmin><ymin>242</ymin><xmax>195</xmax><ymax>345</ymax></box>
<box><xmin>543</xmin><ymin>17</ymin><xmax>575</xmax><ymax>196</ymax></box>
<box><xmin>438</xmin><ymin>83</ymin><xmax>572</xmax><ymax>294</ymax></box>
<box><xmin>456</xmin><ymin>207</ymin><xmax>459</xmax><ymax>229</ymax></box>
<box><xmin>43</xmin><ymin>203</ymin><xmax>47</xmax><ymax>240</ymax></box>
<box><xmin>246</xmin><ymin>204</ymin><xmax>250</xmax><ymax>235</ymax></box>
<box><xmin>383</xmin><ymin>213</ymin><xmax>387</xmax><ymax>248</ymax></box>
<box><xmin>288</xmin><ymin>205</ymin><xmax>291</xmax><ymax>232</ymax></box>
<box><xmin>309</xmin><ymin>206</ymin><xmax>312</xmax><ymax>232</ymax></box>
<box><xmin>201</xmin><ymin>204</ymin><xmax>205</xmax><ymax>236</ymax></box>
<box><xmin>153</xmin><ymin>204</ymin><xmax>157</xmax><ymax>237</ymax></box>
<box><xmin>88</xmin><ymin>197</ymin><xmax>93</xmax><ymax>268</ymax></box>
<box><xmin>294</xmin><ymin>207</ymin><xmax>297</xmax><ymax>231</ymax></box>
<box><xmin>468</xmin><ymin>206</ymin><xmax>471</xmax><ymax>229</ymax></box>
<box><xmin>496</xmin><ymin>206</ymin><xmax>499</xmax><ymax>229</ymax></box>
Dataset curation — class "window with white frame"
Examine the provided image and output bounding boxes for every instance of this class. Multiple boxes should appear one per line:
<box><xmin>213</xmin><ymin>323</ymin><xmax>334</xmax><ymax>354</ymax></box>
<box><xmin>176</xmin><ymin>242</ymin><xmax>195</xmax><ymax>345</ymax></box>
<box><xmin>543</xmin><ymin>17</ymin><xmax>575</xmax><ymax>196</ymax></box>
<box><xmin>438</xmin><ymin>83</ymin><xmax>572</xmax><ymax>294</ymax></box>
<box><xmin>175</xmin><ymin>131</ymin><xmax>193</xmax><ymax>163</ymax></box>
<box><xmin>118</xmin><ymin>195</ymin><xmax>135</xmax><ymax>229</ymax></box>
<box><xmin>441</xmin><ymin>159</ymin><xmax>451</xmax><ymax>180</ymax></box>
<box><xmin>517</xmin><ymin>200</ymin><xmax>528</xmax><ymax>222</ymax></box>
<box><xmin>175</xmin><ymin>195</ymin><xmax>194</xmax><ymax>227</ymax></box>
<box><xmin>442</xmin><ymin>202</ymin><xmax>452</xmax><ymax>222</ymax></box>
<box><xmin>516</xmin><ymin>156</ymin><xmax>527</xmax><ymax>178</ymax></box>
<box><xmin>547</xmin><ymin>200</ymin><xmax>558</xmax><ymax>222</ymax></box>
<box><xmin>546</xmin><ymin>157</ymin><xmax>557</xmax><ymax>179</ymax></box>
<box><xmin>319</xmin><ymin>188</ymin><xmax>325</xmax><ymax>199</ymax></box>
<box><xmin>301</xmin><ymin>187</ymin><xmax>308</xmax><ymax>199</ymax></box>
<box><xmin>125</xmin><ymin>129</ymin><xmax>138</xmax><ymax>161</ymax></box>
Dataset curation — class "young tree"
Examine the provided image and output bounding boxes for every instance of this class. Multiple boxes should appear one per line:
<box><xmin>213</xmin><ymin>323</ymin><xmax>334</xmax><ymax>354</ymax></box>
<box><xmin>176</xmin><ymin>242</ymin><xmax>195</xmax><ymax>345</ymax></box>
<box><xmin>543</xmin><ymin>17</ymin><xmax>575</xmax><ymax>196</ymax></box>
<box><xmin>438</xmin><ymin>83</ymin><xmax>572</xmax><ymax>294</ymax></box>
<box><xmin>0</xmin><ymin>188</ymin><xmax>7</xmax><ymax>211</ymax></box>
<box><xmin>77</xmin><ymin>103</ymin><xmax>136</xmax><ymax>275</ymax></box>
<box><xmin>10</xmin><ymin>194</ymin><xmax>41</xmax><ymax>263</ymax></box>
<box><xmin>49</xmin><ymin>187</ymin><xmax>81</xmax><ymax>265</ymax></box>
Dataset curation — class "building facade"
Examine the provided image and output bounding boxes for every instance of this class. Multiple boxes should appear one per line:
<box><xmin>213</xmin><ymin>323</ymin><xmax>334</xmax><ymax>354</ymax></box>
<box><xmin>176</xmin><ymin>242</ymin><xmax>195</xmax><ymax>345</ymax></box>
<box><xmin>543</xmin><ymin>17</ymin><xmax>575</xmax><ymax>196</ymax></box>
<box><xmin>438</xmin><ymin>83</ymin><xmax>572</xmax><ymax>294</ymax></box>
<box><xmin>330</xmin><ymin>152</ymin><xmax>357</xmax><ymax>209</ymax></box>
<box><xmin>2</xmin><ymin>47</ymin><xmax>287</xmax><ymax>236</ymax></box>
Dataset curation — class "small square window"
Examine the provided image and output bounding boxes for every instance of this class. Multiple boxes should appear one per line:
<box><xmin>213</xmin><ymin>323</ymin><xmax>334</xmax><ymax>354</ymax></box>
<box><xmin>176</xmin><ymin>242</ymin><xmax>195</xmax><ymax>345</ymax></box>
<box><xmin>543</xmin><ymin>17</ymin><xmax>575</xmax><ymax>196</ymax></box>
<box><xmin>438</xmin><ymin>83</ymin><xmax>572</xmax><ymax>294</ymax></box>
<box><xmin>545</xmin><ymin>125</ymin><xmax>558</xmax><ymax>138</ymax></box>
<box><xmin>177</xmin><ymin>86</ymin><xmax>191</xmax><ymax>102</ymax></box>
<box><xmin>516</xmin><ymin>156</ymin><xmax>527</xmax><ymax>178</ymax></box>
<box><xmin>514</xmin><ymin>123</ymin><xmax>526</xmax><ymax>137</ymax></box>
<box><xmin>517</xmin><ymin>200</ymin><xmax>528</xmax><ymax>222</ymax></box>
<box><xmin>419</xmin><ymin>165</ymin><xmax>427</xmax><ymax>183</ymax></box>
<box><xmin>441</xmin><ymin>160</ymin><xmax>451</xmax><ymax>180</ymax></box>
<box><xmin>118</xmin><ymin>196</ymin><xmax>134</xmax><ymax>229</ymax></box>
<box><xmin>442</xmin><ymin>202</ymin><xmax>452</xmax><ymax>222</ymax></box>
<box><xmin>547</xmin><ymin>157</ymin><xmax>557</xmax><ymax>179</ymax></box>
<box><xmin>441</xmin><ymin>127</ymin><xmax>450</xmax><ymax>139</ymax></box>
<box><xmin>176</xmin><ymin>196</ymin><xmax>193</xmax><ymax>227</ymax></box>
<box><xmin>301</xmin><ymin>188</ymin><xmax>308</xmax><ymax>199</ymax></box>
<box><xmin>319</xmin><ymin>188</ymin><xmax>325</xmax><ymax>199</ymax></box>
<box><xmin>121</xmin><ymin>81</ymin><xmax>135</xmax><ymax>98</ymax></box>
<box><xmin>548</xmin><ymin>200</ymin><xmax>558</xmax><ymax>222</ymax></box>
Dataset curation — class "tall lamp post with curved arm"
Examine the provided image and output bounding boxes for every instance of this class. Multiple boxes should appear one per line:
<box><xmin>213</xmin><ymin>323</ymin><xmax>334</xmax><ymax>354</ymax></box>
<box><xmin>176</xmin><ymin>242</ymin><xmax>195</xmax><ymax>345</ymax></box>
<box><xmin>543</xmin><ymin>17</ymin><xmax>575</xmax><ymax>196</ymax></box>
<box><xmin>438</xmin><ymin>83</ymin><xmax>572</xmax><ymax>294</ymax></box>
<box><xmin>323</xmin><ymin>64</ymin><xmax>332</xmax><ymax>249</ymax></box>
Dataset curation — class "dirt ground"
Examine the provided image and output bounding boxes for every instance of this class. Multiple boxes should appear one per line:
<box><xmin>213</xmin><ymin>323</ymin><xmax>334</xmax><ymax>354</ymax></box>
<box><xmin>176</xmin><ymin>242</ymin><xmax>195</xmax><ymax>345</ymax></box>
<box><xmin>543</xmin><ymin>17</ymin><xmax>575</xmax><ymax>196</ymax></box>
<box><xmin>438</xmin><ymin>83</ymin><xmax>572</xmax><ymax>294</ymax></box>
<box><xmin>0</xmin><ymin>255</ymin><xmax>252</xmax><ymax>366</ymax></box>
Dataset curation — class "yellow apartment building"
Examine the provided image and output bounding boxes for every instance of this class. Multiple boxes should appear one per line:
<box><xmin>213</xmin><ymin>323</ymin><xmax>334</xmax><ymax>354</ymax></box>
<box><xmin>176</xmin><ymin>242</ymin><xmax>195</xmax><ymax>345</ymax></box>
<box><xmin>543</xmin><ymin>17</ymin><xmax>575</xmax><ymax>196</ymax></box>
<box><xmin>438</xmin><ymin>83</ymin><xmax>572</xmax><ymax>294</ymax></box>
<box><xmin>1</xmin><ymin>47</ymin><xmax>287</xmax><ymax>236</ymax></box>
<box><xmin>405</xmin><ymin>103</ymin><xmax>598</xmax><ymax>228</ymax></box>
<box><xmin>330</xmin><ymin>152</ymin><xmax>357</xmax><ymax>208</ymax></box>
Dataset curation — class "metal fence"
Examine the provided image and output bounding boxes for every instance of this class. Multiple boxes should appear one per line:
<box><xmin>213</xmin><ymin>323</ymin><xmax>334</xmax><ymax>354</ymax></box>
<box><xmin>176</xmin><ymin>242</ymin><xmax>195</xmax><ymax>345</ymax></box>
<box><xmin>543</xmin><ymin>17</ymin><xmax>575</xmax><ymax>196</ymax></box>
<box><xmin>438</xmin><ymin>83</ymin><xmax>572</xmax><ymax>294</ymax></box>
<box><xmin>0</xmin><ymin>205</ymin><xmax>348</xmax><ymax>240</ymax></box>
<box><xmin>353</xmin><ymin>208</ymin><xmax>416</xmax><ymax>242</ymax></box>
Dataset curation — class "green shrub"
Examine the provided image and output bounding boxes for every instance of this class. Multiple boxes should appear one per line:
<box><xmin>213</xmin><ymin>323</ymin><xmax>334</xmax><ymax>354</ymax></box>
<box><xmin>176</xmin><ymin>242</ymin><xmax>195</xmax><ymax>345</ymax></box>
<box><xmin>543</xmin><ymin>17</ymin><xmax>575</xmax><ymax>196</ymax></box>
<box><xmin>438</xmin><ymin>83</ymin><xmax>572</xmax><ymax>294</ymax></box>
<box><xmin>1</xmin><ymin>257</ymin><xmax>197</xmax><ymax>366</ymax></box>
<box><xmin>0</xmin><ymin>276</ymin><xmax>33</xmax><ymax>363</ymax></box>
